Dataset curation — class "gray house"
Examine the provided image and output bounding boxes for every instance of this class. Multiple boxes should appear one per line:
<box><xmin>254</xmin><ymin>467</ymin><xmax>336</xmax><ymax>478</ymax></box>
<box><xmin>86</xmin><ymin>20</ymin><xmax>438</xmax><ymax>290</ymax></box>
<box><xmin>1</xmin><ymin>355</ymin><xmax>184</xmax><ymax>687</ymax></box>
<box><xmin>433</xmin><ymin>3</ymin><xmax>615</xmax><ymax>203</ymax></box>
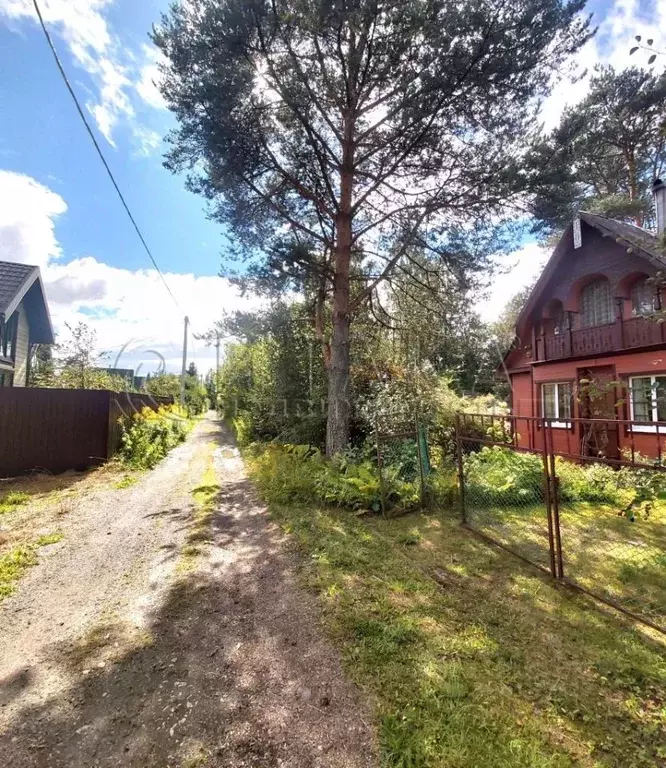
<box><xmin>0</xmin><ymin>262</ymin><xmax>54</xmax><ymax>387</ymax></box>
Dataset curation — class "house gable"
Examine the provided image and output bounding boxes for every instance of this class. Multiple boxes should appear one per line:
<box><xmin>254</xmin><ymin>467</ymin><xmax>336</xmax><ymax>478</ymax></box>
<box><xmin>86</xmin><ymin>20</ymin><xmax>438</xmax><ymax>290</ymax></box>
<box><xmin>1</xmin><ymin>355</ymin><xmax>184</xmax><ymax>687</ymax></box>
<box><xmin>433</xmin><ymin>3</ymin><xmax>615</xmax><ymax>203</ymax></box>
<box><xmin>524</xmin><ymin>224</ymin><xmax>660</xmax><ymax>332</ymax></box>
<box><xmin>0</xmin><ymin>261</ymin><xmax>55</xmax><ymax>387</ymax></box>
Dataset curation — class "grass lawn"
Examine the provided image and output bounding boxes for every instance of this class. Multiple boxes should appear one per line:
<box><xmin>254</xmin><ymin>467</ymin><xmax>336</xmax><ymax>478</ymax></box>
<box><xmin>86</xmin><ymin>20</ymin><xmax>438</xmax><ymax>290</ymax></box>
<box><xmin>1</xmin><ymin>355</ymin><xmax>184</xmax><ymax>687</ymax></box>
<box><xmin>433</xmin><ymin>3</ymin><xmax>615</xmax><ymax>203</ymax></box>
<box><xmin>264</xmin><ymin>498</ymin><xmax>666</xmax><ymax>767</ymax></box>
<box><xmin>464</xmin><ymin>497</ymin><xmax>666</xmax><ymax>629</ymax></box>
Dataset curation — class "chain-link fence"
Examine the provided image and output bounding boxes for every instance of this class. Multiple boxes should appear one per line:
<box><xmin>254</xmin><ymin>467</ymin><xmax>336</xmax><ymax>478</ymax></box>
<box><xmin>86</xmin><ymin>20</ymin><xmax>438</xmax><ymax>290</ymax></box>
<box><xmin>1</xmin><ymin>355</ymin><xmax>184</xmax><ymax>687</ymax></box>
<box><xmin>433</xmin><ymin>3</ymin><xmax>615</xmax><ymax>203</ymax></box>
<box><xmin>456</xmin><ymin>414</ymin><xmax>666</xmax><ymax>634</ymax></box>
<box><xmin>375</xmin><ymin>418</ymin><xmax>429</xmax><ymax>517</ymax></box>
<box><xmin>456</xmin><ymin>414</ymin><xmax>558</xmax><ymax>576</ymax></box>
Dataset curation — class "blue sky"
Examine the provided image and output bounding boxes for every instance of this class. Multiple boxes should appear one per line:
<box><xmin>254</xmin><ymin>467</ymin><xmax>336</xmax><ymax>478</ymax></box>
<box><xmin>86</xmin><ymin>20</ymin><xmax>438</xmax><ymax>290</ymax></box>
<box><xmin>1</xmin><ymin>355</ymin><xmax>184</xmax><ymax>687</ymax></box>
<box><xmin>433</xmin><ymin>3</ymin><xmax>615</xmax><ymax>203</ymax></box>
<box><xmin>0</xmin><ymin>0</ymin><xmax>664</xmax><ymax>372</ymax></box>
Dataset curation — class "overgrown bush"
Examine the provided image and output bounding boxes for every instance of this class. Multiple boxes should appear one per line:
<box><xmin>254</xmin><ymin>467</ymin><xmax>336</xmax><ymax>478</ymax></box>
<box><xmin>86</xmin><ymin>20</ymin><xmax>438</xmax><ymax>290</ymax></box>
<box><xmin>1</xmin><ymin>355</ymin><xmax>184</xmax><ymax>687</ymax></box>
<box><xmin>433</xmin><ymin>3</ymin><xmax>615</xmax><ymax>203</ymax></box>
<box><xmin>119</xmin><ymin>405</ymin><xmax>192</xmax><ymax>469</ymax></box>
<box><xmin>246</xmin><ymin>442</ymin><xmax>422</xmax><ymax>514</ymax></box>
<box><xmin>244</xmin><ymin>438</ymin><xmax>458</xmax><ymax>514</ymax></box>
<box><xmin>466</xmin><ymin>446</ymin><xmax>545</xmax><ymax>506</ymax></box>
<box><xmin>464</xmin><ymin>446</ymin><xmax>661</xmax><ymax>509</ymax></box>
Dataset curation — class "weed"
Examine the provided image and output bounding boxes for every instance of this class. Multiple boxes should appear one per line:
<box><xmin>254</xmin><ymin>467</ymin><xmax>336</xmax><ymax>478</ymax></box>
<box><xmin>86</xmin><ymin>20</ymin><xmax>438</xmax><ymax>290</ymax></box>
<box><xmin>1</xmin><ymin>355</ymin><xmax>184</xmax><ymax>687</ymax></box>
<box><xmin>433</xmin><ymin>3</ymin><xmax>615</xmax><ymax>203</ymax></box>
<box><xmin>0</xmin><ymin>532</ymin><xmax>63</xmax><ymax>599</ymax></box>
<box><xmin>0</xmin><ymin>491</ymin><xmax>30</xmax><ymax>515</ymax></box>
<box><xmin>178</xmin><ymin>445</ymin><xmax>219</xmax><ymax>572</ymax></box>
<box><xmin>119</xmin><ymin>405</ymin><xmax>192</xmax><ymax>469</ymax></box>
<box><xmin>0</xmin><ymin>546</ymin><xmax>37</xmax><ymax>598</ymax></box>
<box><xmin>114</xmin><ymin>475</ymin><xmax>138</xmax><ymax>490</ymax></box>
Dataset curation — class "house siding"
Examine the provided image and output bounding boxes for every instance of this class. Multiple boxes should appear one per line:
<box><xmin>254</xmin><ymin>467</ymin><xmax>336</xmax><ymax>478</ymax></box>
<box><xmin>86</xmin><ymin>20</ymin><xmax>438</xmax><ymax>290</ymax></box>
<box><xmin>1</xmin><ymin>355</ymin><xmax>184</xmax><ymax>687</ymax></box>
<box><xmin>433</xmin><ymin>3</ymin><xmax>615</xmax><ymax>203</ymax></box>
<box><xmin>13</xmin><ymin>303</ymin><xmax>30</xmax><ymax>387</ymax></box>
<box><xmin>529</xmin><ymin>226</ymin><xmax>661</xmax><ymax>324</ymax></box>
<box><xmin>513</xmin><ymin>350</ymin><xmax>666</xmax><ymax>457</ymax></box>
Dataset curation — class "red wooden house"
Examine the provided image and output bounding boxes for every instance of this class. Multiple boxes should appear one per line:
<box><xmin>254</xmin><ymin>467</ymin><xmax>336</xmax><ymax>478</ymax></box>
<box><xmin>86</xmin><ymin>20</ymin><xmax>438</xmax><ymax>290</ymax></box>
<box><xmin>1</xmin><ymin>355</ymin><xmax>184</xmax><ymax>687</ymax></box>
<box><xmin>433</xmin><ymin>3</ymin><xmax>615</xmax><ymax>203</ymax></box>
<box><xmin>503</xmin><ymin>180</ymin><xmax>666</xmax><ymax>459</ymax></box>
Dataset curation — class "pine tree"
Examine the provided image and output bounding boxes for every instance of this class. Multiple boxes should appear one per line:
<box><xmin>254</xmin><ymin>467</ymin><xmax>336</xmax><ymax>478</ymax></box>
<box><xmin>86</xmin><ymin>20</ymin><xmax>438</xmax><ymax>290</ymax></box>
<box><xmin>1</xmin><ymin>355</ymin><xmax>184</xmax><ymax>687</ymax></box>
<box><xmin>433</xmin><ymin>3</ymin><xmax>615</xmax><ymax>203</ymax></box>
<box><xmin>154</xmin><ymin>0</ymin><xmax>590</xmax><ymax>453</ymax></box>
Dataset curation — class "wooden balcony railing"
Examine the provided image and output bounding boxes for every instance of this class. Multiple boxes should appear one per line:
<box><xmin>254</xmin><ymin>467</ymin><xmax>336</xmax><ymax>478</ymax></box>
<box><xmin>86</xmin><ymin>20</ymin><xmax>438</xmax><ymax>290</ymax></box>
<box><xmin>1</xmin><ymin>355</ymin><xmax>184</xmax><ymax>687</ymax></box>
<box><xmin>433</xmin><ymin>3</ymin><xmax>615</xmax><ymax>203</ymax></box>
<box><xmin>536</xmin><ymin>316</ymin><xmax>666</xmax><ymax>362</ymax></box>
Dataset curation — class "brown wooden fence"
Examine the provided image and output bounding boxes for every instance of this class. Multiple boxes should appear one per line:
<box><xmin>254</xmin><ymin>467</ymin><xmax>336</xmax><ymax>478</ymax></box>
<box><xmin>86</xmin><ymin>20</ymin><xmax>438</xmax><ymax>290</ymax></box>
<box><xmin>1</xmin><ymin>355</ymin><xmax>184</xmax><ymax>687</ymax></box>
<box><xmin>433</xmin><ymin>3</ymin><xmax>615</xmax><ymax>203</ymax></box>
<box><xmin>0</xmin><ymin>389</ymin><xmax>173</xmax><ymax>477</ymax></box>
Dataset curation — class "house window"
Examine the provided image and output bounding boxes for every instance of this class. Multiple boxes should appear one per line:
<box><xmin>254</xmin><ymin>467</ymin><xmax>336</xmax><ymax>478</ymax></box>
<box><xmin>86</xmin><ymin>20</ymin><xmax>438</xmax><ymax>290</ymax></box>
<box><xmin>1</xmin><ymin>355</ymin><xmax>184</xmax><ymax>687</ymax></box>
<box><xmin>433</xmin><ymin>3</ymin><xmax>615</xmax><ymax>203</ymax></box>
<box><xmin>629</xmin><ymin>375</ymin><xmax>666</xmax><ymax>426</ymax></box>
<box><xmin>542</xmin><ymin>382</ymin><xmax>573</xmax><ymax>426</ymax></box>
<box><xmin>630</xmin><ymin>278</ymin><xmax>658</xmax><ymax>316</ymax></box>
<box><xmin>580</xmin><ymin>278</ymin><xmax>613</xmax><ymax>327</ymax></box>
<box><xmin>0</xmin><ymin>313</ymin><xmax>17</xmax><ymax>359</ymax></box>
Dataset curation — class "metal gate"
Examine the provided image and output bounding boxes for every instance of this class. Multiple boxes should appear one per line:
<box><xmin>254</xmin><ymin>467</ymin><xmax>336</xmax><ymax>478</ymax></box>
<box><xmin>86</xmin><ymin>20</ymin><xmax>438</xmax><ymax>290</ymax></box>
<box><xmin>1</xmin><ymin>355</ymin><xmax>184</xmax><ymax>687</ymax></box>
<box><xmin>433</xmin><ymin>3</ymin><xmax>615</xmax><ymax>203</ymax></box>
<box><xmin>455</xmin><ymin>413</ymin><xmax>666</xmax><ymax>634</ymax></box>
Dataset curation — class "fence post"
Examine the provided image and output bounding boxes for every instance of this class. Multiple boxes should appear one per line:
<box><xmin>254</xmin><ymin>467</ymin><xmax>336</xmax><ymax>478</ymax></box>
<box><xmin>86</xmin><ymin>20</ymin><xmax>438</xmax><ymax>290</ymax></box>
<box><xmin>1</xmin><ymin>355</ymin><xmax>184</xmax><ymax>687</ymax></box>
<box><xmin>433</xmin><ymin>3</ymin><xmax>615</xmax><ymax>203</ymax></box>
<box><xmin>542</xmin><ymin>423</ymin><xmax>564</xmax><ymax>579</ymax></box>
<box><xmin>415</xmin><ymin>413</ymin><xmax>427</xmax><ymax>508</ymax></box>
<box><xmin>375</xmin><ymin>425</ymin><xmax>387</xmax><ymax>518</ymax></box>
<box><xmin>454</xmin><ymin>414</ymin><xmax>467</xmax><ymax>524</ymax></box>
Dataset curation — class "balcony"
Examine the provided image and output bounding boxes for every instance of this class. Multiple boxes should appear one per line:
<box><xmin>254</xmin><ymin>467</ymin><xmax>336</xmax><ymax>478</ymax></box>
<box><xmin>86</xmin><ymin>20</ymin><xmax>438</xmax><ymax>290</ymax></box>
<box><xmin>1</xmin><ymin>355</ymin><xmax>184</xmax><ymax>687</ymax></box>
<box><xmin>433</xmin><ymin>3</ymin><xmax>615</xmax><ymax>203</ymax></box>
<box><xmin>535</xmin><ymin>316</ymin><xmax>666</xmax><ymax>362</ymax></box>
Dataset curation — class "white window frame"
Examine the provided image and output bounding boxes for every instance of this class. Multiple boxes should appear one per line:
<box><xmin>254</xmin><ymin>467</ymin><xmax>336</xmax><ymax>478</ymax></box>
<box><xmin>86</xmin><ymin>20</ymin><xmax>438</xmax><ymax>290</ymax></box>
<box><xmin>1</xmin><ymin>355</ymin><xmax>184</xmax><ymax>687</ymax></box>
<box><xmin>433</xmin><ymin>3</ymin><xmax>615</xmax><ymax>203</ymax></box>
<box><xmin>541</xmin><ymin>382</ymin><xmax>572</xmax><ymax>428</ymax></box>
<box><xmin>628</xmin><ymin>375</ymin><xmax>666</xmax><ymax>432</ymax></box>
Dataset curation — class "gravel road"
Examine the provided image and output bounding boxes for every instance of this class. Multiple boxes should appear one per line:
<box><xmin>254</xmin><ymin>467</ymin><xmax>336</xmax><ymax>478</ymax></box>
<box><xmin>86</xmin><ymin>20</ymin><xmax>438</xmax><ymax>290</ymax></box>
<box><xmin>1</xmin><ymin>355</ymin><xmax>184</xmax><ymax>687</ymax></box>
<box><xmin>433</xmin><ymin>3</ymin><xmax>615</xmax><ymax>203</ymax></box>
<box><xmin>0</xmin><ymin>415</ymin><xmax>376</xmax><ymax>767</ymax></box>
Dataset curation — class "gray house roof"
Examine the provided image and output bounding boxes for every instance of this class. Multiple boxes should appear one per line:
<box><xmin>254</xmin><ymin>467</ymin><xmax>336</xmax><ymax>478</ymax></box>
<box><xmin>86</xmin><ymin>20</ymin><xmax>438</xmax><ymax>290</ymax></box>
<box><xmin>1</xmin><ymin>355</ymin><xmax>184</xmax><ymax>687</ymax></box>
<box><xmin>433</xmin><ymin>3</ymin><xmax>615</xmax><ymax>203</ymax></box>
<box><xmin>579</xmin><ymin>212</ymin><xmax>666</xmax><ymax>270</ymax></box>
<box><xmin>0</xmin><ymin>261</ymin><xmax>55</xmax><ymax>344</ymax></box>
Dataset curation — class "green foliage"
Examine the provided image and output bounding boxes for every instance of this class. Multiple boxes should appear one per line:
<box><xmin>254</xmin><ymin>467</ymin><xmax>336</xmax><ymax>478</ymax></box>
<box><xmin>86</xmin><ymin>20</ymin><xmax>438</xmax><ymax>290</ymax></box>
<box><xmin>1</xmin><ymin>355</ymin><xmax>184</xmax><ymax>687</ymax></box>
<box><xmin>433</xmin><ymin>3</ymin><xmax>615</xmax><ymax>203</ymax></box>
<box><xmin>529</xmin><ymin>65</ymin><xmax>666</xmax><ymax>236</ymax></box>
<box><xmin>466</xmin><ymin>447</ymin><xmax>545</xmax><ymax>506</ymax></box>
<box><xmin>145</xmin><ymin>373</ymin><xmax>181</xmax><ymax>400</ymax></box>
<box><xmin>155</xmin><ymin>0</ymin><xmax>591</xmax><ymax>453</ymax></box>
<box><xmin>247</xmin><ymin>442</ymin><xmax>421</xmax><ymax>515</ymax></box>
<box><xmin>32</xmin><ymin>322</ymin><xmax>133</xmax><ymax>391</ymax></box>
<box><xmin>464</xmin><ymin>446</ymin><xmax>664</xmax><ymax>509</ymax></box>
<box><xmin>231</xmin><ymin>411</ymin><xmax>255</xmax><ymax>448</ymax></box>
<box><xmin>0</xmin><ymin>534</ymin><xmax>62</xmax><ymax>599</ymax></box>
<box><xmin>217</xmin><ymin>303</ymin><xmax>327</xmax><ymax>445</ymax></box>
<box><xmin>145</xmin><ymin>372</ymin><xmax>208</xmax><ymax>415</ymax></box>
<box><xmin>118</xmin><ymin>405</ymin><xmax>192</xmax><ymax>469</ymax></box>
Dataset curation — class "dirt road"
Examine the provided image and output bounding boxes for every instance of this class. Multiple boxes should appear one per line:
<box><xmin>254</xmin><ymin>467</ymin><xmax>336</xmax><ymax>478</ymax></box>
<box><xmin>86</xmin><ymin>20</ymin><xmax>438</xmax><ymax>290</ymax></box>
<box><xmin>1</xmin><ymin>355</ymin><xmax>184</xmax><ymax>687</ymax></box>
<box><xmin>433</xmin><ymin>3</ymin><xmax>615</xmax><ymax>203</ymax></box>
<box><xmin>0</xmin><ymin>415</ymin><xmax>375</xmax><ymax>767</ymax></box>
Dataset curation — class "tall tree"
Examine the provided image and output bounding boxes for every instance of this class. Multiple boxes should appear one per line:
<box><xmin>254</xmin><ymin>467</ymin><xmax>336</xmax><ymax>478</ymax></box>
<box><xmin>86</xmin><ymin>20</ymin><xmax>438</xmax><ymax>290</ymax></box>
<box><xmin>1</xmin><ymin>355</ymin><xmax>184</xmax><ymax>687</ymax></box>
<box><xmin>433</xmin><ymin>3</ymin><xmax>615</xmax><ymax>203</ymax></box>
<box><xmin>154</xmin><ymin>0</ymin><xmax>590</xmax><ymax>454</ymax></box>
<box><xmin>529</xmin><ymin>66</ymin><xmax>666</xmax><ymax>235</ymax></box>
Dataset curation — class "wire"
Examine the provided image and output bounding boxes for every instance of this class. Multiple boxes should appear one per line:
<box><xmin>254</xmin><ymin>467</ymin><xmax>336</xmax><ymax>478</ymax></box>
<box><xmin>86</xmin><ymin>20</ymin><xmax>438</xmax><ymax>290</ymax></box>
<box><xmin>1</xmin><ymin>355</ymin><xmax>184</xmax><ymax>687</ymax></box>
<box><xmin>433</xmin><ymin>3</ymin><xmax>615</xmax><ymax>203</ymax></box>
<box><xmin>31</xmin><ymin>0</ymin><xmax>184</xmax><ymax>315</ymax></box>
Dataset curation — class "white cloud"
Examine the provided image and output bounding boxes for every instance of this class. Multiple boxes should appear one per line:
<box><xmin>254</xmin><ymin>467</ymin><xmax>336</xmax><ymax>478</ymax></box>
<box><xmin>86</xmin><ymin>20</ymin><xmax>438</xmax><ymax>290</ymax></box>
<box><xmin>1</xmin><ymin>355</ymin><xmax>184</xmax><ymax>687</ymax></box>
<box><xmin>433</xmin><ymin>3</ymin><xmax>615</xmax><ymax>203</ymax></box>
<box><xmin>0</xmin><ymin>169</ymin><xmax>67</xmax><ymax>269</ymax></box>
<box><xmin>540</xmin><ymin>0</ymin><xmax>666</xmax><ymax>130</ymax></box>
<box><xmin>0</xmin><ymin>0</ymin><xmax>164</xmax><ymax>146</ymax></box>
<box><xmin>133</xmin><ymin>125</ymin><xmax>162</xmax><ymax>157</ymax></box>
<box><xmin>135</xmin><ymin>44</ymin><xmax>167</xmax><ymax>110</ymax></box>
<box><xmin>478</xmin><ymin>242</ymin><xmax>549</xmax><ymax>322</ymax></box>
<box><xmin>0</xmin><ymin>170</ymin><xmax>257</xmax><ymax>373</ymax></box>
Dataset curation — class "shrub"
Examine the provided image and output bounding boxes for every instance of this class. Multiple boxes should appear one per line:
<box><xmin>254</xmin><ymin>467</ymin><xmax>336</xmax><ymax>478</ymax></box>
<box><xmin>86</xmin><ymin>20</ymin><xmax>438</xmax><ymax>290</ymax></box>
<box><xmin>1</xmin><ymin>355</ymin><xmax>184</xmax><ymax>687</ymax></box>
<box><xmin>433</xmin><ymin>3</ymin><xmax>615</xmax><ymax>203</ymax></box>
<box><xmin>465</xmin><ymin>446</ymin><xmax>544</xmax><ymax>506</ymax></box>
<box><xmin>464</xmin><ymin>446</ymin><xmax>649</xmax><ymax>509</ymax></box>
<box><xmin>231</xmin><ymin>410</ymin><xmax>255</xmax><ymax>447</ymax></box>
<box><xmin>119</xmin><ymin>405</ymin><xmax>192</xmax><ymax>469</ymax></box>
<box><xmin>247</xmin><ymin>443</ymin><xmax>422</xmax><ymax>514</ymax></box>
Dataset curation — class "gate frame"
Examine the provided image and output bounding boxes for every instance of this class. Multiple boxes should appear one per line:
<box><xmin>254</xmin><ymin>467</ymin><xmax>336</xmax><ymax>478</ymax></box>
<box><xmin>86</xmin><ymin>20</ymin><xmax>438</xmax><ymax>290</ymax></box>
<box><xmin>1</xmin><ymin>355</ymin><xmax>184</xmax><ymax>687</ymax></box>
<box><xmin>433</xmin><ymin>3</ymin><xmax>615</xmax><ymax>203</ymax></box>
<box><xmin>455</xmin><ymin>413</ymin><xmax>559</xmax><ymax>578</ymax></box>
<box><xmin>454</xmin><ymin>412</ymin><xmax>666</xmax><ymax>635</ymax></box>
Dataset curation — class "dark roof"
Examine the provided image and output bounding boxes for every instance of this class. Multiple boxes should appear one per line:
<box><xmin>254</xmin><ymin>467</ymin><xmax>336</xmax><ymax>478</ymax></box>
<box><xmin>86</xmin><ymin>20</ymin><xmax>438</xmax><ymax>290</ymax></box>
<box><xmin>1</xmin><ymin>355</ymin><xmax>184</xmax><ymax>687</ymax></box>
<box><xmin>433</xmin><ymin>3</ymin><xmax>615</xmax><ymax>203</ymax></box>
<box><xmin>579</xmin><ymin>212</ymin><xmax>666</xmax><ymax>269</ymax></box>
<box><xmin>0</xmin><ymin>261</ymin><xmax>55</xmax><ymax>344</ymax></box>
<box><xmin>0</xmin><ymin>262</ymin><xmax>37</xmax><ymax>315</ymax></box>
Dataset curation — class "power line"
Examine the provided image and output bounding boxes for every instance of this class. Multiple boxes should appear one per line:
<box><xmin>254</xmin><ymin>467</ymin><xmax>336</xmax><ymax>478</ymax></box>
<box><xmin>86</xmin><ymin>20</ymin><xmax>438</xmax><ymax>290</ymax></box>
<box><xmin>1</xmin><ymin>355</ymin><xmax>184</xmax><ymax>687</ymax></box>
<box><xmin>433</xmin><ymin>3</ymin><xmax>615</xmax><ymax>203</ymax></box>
<box><xmin>31</xmin><ymin>0</ymin><xmax>184</xmax><ymax>315</ymax></box>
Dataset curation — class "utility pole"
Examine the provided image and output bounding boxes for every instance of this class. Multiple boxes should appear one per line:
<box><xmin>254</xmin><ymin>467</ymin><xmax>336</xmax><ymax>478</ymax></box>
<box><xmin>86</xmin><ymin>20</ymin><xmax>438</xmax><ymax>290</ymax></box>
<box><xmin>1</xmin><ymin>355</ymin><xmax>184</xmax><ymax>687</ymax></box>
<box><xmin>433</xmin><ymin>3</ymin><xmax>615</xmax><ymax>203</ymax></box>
<box><xmin>180</xmin><ymin>315</ymin><xmax>189</xmax><ymax>407</ymax></box>
<box><xmin>215</xmin><ymin>332</ymin><xmax>221</xmax><ymax>396</ymax></box>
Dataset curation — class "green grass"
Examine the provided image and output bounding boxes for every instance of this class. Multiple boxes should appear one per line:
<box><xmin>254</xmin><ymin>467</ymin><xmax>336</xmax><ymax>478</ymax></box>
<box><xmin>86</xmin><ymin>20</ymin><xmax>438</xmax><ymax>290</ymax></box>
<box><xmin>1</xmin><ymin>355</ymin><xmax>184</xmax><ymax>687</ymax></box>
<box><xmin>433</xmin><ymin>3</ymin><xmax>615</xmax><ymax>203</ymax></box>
<box><xmin>251</xmin><ymin>481</ymin><xmax>666</xmax><ymax>767</ymax></box>
<box><xmin>113</xmin><ymin>475</ymin><xmax>139</xmax><ymax>490</ymax></box>
<box><xmin>0</xmin><ymin>491</ymin><xmax>31</xmax><ymax>515</ymax></box>
<box><xmin>464</xmin><ymin>496</ymin><xmax>666</xmax><ymax>628</ymax></box>
<box><xmin>0</xmin><ymin>532</ymin><xmax>63</xmax><ymax>599</ymax></box>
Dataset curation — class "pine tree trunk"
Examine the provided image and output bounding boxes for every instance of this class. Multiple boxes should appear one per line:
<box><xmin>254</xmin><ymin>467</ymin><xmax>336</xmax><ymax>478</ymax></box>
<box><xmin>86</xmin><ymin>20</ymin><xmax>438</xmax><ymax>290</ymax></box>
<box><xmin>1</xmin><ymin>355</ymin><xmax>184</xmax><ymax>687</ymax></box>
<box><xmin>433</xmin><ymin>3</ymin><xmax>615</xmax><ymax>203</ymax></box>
<box><xmin>326</xmin><ymin>159</ymin><xmax>353</xmax><ymax>456</ymax></box>
<box><xmin>326</xmin><ymin>273</ymin><xmax>351</xmax><ymax>456</ymax></box>
<box><xmin>326</xmin><ymin>216</ymin><xmax>352</xmax><ymax>456</ymax></box>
